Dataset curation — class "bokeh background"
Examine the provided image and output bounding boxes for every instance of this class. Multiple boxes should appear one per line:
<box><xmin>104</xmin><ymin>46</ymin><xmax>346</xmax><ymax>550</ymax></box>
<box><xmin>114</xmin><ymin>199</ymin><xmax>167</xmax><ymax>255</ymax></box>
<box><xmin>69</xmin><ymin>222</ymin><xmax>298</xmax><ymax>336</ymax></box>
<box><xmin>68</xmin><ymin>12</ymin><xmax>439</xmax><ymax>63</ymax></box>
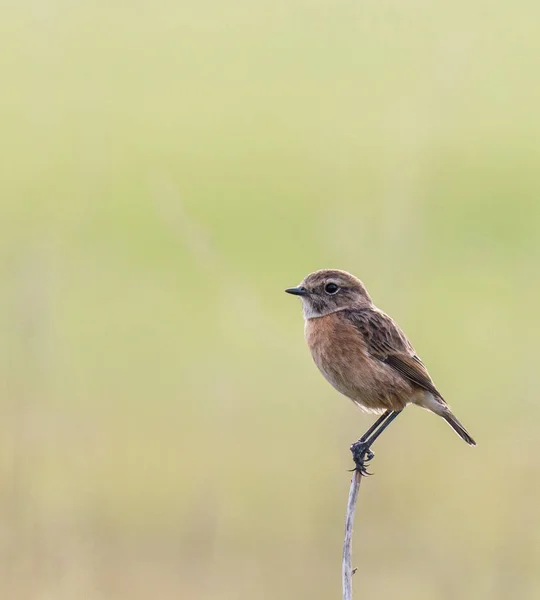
<box><xmin>2</xmin><ymin>1</ymin><xmax>540</xmax><ymax>598</ymax></box>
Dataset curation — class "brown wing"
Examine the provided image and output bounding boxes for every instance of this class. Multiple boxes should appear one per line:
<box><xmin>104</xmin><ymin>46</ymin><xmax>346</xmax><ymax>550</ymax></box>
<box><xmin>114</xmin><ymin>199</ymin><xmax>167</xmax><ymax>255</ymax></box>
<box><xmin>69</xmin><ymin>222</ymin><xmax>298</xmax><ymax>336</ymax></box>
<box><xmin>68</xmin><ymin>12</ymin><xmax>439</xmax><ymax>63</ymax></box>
<box><xmin>342</xmin><ymin>308</ymin><xmax>444</xmax><ymax>399</ymax></box>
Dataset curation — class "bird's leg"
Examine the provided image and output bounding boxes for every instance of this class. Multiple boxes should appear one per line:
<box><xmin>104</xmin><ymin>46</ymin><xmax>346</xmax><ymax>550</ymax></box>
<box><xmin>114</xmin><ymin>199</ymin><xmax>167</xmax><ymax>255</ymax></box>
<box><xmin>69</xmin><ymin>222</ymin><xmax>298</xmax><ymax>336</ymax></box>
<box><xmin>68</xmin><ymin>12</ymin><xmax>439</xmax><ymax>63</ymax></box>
<box><xmin>350</xmin><ymin>410</ymin><xmax>402</xmax><ymax>474</ymax></box>
<box><xmin>350</xmin><ymin>410</ymin><xmax>393</xmax><ymax>466</ymax></box>
<box><xmin>355</xmin><ymin>410</ymin><xmax>393</xmax><ymax>444</ymax></box>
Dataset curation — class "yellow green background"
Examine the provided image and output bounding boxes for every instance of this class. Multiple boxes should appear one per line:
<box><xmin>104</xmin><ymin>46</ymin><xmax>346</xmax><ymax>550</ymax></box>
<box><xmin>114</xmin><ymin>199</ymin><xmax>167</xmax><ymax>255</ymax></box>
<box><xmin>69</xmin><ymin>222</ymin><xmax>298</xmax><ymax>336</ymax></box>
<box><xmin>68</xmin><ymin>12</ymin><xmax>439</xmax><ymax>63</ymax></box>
<box><xmin>1</xmin><ymin>1</ymin><xmax>540</xmax><ymax>598</ymax></box>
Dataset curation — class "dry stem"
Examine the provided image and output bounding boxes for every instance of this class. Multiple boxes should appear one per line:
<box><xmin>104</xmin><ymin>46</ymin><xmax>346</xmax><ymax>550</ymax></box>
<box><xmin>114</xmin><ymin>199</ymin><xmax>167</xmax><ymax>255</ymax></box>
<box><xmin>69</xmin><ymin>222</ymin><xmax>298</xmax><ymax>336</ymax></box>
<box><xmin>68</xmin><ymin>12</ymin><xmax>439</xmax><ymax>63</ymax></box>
<box><xmin>342</xmin><ymin>469</ymin><xmax>363</xmax><ymax>600</ymax></box>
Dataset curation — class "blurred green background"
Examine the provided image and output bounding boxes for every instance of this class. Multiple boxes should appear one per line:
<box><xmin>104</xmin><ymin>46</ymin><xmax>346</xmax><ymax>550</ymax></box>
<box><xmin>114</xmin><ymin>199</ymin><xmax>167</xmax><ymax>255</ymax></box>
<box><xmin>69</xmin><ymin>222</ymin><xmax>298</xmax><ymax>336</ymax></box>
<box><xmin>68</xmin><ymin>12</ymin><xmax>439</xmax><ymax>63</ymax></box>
<box><xmin>1</xmin><ymin>1</ymin><xmax>540</xmax><ymax>598</ymax></box>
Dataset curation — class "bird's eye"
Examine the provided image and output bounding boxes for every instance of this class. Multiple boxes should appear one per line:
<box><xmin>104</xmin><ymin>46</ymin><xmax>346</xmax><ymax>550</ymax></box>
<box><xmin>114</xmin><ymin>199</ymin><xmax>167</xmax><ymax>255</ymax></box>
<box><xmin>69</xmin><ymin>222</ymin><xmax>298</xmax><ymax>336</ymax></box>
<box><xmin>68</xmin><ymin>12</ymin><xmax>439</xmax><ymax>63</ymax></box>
<box><xmin>324</xmin><ymin>283</ymin><xmax>339</xmax><ymax>295</ymax></box>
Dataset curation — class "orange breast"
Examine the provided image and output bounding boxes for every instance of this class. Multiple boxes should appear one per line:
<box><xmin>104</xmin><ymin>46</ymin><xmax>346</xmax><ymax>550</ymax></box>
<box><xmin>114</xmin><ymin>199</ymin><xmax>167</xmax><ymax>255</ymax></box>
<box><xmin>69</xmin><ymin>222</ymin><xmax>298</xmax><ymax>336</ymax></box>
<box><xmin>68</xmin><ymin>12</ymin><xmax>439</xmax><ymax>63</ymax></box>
<box><xmin>304</xmin><ymin>312</ymin><xmax>411</xmax><ymax>412</ymax></box>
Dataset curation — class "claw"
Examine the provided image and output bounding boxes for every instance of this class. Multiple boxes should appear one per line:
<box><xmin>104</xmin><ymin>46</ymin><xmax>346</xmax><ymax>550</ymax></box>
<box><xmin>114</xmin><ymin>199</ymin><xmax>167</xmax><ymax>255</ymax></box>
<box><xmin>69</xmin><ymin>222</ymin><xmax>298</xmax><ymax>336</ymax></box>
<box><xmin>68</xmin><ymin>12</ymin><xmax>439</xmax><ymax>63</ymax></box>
<box><xmin>348</xmin><ymin>462</ymin><xmax>373</xmax><ymax>476</ymax></box>
<box><xmin>358</xmin><ymin>457</ymin><xmax>373</xmax><ymax>475</ymax></box>
<box><xmin>350</xmin><ymin>440</ymin><xmax>375</xmax><ymax>476</ymax></box>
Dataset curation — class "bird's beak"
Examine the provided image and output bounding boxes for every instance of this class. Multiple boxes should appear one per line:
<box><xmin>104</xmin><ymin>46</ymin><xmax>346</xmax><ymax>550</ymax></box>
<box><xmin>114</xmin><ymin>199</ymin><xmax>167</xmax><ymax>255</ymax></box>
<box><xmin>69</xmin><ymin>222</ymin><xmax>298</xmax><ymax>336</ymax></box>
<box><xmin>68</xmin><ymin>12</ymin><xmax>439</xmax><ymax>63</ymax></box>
<box><xmin>285</xmin><ymin>286</ymin><xmax>309</xmax><ymax>296</ymax></box>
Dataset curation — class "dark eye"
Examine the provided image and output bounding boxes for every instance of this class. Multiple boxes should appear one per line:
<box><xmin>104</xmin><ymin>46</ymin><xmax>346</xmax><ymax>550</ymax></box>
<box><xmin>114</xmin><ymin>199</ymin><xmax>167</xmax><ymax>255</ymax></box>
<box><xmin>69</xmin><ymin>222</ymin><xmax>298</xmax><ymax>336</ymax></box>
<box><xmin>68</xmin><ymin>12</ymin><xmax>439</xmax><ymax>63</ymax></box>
<box><xmin>324</xmin><ymin>283</ymin><xmax>339</xmax><ymax>295</ymax></box>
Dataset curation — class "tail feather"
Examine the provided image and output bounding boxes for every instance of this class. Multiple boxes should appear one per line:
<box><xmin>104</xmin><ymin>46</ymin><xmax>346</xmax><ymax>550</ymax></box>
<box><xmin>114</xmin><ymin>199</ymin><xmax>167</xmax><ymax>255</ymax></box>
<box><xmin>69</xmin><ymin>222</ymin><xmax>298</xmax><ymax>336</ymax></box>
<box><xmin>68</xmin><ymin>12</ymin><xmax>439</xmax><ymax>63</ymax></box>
<box><xmin>442</xmin><ymin>411</ymin><xmax>476</xmax><ymax>446</ymax></box>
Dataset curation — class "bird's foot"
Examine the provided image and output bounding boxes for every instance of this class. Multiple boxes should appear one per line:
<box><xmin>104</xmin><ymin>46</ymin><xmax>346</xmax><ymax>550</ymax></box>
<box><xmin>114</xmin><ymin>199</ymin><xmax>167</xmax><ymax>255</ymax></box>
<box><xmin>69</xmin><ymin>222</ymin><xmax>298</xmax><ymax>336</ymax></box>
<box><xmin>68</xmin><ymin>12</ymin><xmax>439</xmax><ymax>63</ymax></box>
<box><xmin>349</xmin><ymin>441</ymin><xmax>375</xmax><ymax>476</ymax></box>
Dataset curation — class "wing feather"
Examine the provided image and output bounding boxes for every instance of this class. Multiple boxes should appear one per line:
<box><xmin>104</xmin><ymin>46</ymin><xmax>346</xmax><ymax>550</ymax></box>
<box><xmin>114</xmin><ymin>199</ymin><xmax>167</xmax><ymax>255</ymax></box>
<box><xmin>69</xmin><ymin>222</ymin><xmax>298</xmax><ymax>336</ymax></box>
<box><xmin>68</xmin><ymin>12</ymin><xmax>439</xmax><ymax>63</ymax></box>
<box><xmin>342</xmin><ymin>308</ymin><xmax>443</xmax><ymax>399</ymax></box>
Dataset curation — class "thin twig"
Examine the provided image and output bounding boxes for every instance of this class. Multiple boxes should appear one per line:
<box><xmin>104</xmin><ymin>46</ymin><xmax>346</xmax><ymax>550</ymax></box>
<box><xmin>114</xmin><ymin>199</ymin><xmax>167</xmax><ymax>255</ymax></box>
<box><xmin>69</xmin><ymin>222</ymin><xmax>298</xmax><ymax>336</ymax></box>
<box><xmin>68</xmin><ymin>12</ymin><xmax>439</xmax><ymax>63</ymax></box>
<box><xmin>342</xmin><ymin>470</ymin><xmax>363</xmax><ymax>600</ymax></box>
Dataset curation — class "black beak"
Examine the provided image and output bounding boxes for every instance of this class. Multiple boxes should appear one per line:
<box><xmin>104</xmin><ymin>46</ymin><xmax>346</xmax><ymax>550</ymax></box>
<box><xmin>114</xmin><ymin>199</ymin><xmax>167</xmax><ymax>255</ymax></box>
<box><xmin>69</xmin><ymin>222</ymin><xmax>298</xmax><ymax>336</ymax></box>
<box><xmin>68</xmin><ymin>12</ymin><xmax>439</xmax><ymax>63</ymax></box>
<box><xmin>285</xmin><ymin>286</ymin><xmax>309</xmax><ymax>296</ymax></box>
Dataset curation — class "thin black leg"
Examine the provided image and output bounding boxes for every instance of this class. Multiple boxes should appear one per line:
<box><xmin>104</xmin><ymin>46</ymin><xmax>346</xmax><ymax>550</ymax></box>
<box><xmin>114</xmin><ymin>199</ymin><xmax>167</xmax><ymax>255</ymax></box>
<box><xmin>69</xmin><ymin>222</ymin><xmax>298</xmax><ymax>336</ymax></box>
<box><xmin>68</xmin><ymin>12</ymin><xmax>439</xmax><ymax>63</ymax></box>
<box><xmin>363</xmin><ymin>410</ymin><xmax>401</xmax><ymax>447</ymax></box>
<box><xmin>356</xmin><ymin>410</ymin><xmax>394</xmax><ymax>443</ymax></box>
<box><xmin>351</xmin><ymin>410</ymin><xmax>402</xmax><ymax>475</ymax></box>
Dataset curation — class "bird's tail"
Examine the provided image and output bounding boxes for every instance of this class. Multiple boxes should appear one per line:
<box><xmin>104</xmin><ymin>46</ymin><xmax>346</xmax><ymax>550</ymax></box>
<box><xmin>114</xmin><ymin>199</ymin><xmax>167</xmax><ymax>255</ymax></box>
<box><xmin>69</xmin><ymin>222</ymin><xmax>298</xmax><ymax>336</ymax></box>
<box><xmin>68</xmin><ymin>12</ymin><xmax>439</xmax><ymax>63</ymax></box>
<box><xmin>442</xmin><ymin>410</ymin><xmax>476</xmax><ymax>446</ymax></box>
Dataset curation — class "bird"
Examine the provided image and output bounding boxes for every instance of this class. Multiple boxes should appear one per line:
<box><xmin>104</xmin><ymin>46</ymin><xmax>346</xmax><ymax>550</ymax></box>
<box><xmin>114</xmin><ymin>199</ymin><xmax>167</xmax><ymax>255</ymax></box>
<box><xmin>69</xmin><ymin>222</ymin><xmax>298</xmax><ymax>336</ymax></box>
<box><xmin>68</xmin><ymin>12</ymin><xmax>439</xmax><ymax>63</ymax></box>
<box><xmin>285</xmin><ymin>269</ymin><xmax>476</xmax><ymax>474</ymax></box>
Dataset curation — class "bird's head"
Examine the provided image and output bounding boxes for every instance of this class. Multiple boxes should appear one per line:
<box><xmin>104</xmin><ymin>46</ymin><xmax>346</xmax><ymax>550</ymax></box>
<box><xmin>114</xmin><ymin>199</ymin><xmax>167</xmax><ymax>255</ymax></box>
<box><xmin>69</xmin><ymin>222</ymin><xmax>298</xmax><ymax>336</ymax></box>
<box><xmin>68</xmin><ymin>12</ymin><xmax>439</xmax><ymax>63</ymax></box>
<box><xmin>285</xmin><ymin>269</ymin><xmax>373</xmax><ymax>319</ymax></box>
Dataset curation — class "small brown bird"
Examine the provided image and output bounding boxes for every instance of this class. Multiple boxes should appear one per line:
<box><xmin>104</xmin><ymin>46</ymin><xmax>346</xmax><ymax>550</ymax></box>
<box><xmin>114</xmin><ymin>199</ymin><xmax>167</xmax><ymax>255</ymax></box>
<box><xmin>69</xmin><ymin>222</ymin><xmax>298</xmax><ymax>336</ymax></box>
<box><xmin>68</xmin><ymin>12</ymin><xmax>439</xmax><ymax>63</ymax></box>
<box><xmin>286</xmin><ymin>269</ymin><xmax>475</xmax><ymax>474</ymax></box>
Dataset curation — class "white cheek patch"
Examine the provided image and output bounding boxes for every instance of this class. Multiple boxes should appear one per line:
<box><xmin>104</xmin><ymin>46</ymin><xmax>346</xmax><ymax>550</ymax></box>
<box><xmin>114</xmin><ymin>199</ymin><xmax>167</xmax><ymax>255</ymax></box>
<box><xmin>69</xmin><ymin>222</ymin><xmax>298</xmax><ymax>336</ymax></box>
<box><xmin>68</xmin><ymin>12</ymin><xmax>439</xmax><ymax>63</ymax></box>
<box><xmin>302</xmin><ymin>301</ymin><xmax>318</xmax><ymax>320</ymax></box>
